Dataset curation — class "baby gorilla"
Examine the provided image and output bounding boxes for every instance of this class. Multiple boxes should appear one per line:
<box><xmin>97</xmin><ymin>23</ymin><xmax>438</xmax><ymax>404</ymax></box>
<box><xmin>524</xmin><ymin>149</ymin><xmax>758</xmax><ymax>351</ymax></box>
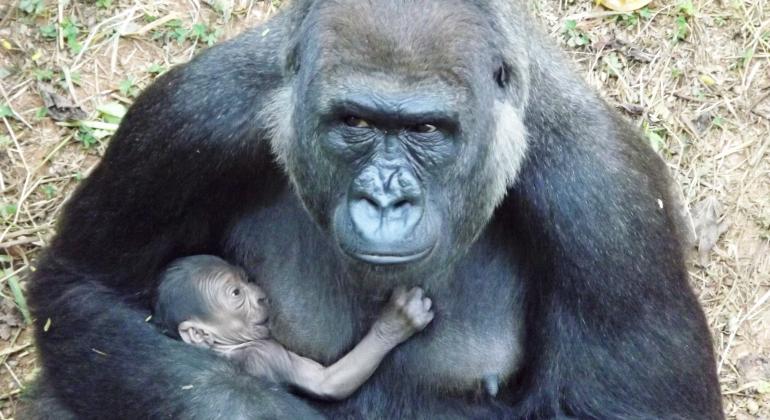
<box><xmin>153</xmin><ymin>255</ymin><xmax>434</xmax><ymax>400</ymax></box>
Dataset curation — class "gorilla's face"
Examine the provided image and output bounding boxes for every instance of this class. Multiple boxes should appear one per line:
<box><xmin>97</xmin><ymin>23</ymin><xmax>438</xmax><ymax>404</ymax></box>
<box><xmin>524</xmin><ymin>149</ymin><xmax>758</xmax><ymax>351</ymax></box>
<box><xmin>316</xmin><ymin>76</ymin><xmax>459</xmax><ymax>267</ymax></box>
<box><xmin>272</xmin><ymin>0</ymin><xmax>528</xmax><ymax>276</ymax></box>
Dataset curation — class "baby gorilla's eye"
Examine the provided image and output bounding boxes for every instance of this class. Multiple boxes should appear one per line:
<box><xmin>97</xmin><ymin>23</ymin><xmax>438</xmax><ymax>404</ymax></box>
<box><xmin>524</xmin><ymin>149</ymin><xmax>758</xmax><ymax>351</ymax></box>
<box><xmin>344</xmin><ymin>116</ymin><xmax>371</xmax><ymax>128</ymax></box>
<box><xmin>411</xmin><ymin>123</ymin><xmax>437</xmax><ymax>133</ymax></box>
<box><xmin>231</xmin><ymin>288</ymin><xmax>240</xmax><ymax>297</ymax></box>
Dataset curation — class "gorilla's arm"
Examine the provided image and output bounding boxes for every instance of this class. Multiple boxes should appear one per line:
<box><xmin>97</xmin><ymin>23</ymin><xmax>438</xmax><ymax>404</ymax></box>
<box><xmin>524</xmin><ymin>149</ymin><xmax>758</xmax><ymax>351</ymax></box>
<box><xmin>504</xmin><ymin>41</ymin><xmax>722</xmax><ymax>418</ymax></box>
<box><xmin>31</xmin><ymin>272</ymin><xmax>318</xmax><ymax>418</ymax></box>
<box><xmin>28</xmin><ymin>18</ymin><xmax>319</xmax><ymax>418</ymax></box>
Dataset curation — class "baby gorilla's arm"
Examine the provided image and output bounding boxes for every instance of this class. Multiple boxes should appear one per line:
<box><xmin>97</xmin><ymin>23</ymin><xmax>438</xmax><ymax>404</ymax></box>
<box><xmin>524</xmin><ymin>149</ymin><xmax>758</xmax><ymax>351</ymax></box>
<box><xmin>276</xmin><ymin>287</ymin><xmax>433</xmax><ymax>400</ymax></box>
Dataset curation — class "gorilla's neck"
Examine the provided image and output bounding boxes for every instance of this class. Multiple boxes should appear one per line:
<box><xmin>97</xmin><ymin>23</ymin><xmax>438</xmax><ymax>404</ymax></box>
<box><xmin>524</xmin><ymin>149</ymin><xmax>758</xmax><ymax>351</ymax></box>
<box><xmin>339</xmin><ymin>260</ymin><xmax>456</xmax><ymax>298</ymax></box>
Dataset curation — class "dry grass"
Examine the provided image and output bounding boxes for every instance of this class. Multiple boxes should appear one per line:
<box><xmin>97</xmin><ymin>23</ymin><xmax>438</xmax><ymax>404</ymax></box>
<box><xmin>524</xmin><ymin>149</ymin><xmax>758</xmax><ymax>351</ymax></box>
<box><xmin>0</xmin><ymin>0</ymin><xmax>768</xmax><ymax>418</ymax></box>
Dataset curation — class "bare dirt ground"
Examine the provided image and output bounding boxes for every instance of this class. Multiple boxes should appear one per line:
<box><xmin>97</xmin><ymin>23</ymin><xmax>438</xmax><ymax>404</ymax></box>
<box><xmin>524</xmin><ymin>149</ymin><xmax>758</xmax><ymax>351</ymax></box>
<box><xmin>0</xmin><ymin>0</ymin><xmax>768</xmax><ymax>418</ymax></box>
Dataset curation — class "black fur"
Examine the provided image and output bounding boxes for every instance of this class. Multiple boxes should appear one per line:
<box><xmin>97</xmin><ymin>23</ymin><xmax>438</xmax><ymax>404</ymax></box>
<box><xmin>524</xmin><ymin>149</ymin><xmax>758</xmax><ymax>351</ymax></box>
<box><xmin>23</xmin><ymin>1</ymin><xmax>722</xmax><ymax>419</ymax></box>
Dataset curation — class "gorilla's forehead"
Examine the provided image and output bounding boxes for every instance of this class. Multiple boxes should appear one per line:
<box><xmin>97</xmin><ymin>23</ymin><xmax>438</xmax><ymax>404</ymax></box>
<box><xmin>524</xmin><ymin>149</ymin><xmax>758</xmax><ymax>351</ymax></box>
<box><xmin>307</xmin><ymin>0</ymin><xmax>498</xmax><ymax>83</ymax></box>
<box><xmin>308</xmin><ymin>71</ymin><xmax>470</xmax><ymax>117</ymax></box>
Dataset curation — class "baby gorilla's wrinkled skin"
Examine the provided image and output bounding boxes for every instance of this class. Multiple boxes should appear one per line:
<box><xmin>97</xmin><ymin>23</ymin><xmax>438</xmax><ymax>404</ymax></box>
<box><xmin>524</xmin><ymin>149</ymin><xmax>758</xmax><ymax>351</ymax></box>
<box><xmin>158</xmin><ymin>257</ymin><xmax>434</xmax><ymax>401</ymax></box>
<box><xmin>176</xmin><ymin>270</ymin><xmax>272</xmax><ymax>346</ymax></box>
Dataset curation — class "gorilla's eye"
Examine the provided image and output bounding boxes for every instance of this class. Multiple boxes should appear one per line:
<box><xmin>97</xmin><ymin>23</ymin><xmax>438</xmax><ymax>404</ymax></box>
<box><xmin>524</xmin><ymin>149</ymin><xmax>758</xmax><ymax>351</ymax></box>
<box><xmin>412</xmin><ymin>123</ymin><xmax>437</xmax><ymax>134</ymax></box>
<box><xmin>231</xmin><ymin>288</ymin><xmax>241</xmax><ymax>297</ymax></box>
<box><xmin>344</xmin><ymin>116</ymin><xmax>371</xmax><ymax>128</ymax></box>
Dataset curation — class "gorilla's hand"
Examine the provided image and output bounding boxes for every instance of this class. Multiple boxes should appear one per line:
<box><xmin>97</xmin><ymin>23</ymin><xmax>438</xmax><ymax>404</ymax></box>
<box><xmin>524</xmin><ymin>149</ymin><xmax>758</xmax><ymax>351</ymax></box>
<box><xmin>373</xmin><ymin>287</ymin><xmax>434</xmax><ymax>345</ymax></box>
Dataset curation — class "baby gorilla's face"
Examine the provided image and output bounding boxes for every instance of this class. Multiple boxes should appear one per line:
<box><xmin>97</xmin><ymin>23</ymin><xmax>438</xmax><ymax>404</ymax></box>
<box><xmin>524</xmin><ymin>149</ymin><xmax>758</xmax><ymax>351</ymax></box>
<box><xmin>199</xmin><ymin>271</ymin><xmax>271</xmax><ymax>343</ymax></box>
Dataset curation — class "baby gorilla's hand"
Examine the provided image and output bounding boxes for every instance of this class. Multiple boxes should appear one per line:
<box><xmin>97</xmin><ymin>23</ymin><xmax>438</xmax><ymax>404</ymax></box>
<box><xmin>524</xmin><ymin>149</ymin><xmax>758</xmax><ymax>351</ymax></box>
<box><xmin>373</xmin><ymin>287</ymin><xmax>434</xmax><ymax>345</ymax></box>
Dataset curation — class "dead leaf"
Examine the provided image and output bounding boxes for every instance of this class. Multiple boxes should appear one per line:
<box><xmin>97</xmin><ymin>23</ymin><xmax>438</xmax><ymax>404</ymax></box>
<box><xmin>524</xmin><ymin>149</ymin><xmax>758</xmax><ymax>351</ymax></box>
<box><xmin>598</xmin><ymin>0</ymin><xmax>653</xmax><ymax>12</ymax></box>
<box><xmin>0</xmin><ymin>325</ymin><xmax>10</xmax><ymax>341</ymax></box>
<box><xmin>202</xmin><ymin>0</ymin><xmax>233</xmax><ymax>20</ymax></box>
<box><xmin>691</xmin><ymin>196</ymin><xmax>729</xmax><ymax>265</ymax></box>
<box><xmin>617</xmin><ymin>102</ymin><xmax>645</xmax><ymax>116</ymax></box>
<box><xmin>738</xmin><ymin>354</ymin><xmax>770</xmax><ymax>383</ymax></box>
<box><xmin>0</xmin><ymin>299</ymin><xmax>22</xmax><ymax>341</ymax></box>
<box><xmin>37</xmin><ymin>82</ymin><xmax>88</xmax><ymax>122</ymax></box>
<box><xmin>624</xmin><ymin>46</ymin><xmax>653</xmax><ymax>63</ymax></box>
<box><xmin>692</xmin><ymin>111</ymin><xmax>713</xmax><ymax>134</ymax></box>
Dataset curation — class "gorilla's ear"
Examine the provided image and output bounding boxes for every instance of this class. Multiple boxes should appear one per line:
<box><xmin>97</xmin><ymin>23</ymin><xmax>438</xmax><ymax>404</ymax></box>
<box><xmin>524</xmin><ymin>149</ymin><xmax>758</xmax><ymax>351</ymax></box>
<box><xmin>493</xmin><ymin>56</ymin><xmax>527</xmax><ymax>106</ymax></box>
<box><xmin>494</xmin><ymin>60</ymin><xmax>513</xmax><ymax>89</ymax></box>
<box><xmin>284</xmin><ymin>41</ymin><xmax>301</xmax><ymax>75</ymax></box>
<box><xmin>178</xmin><ymin>321</ymin><xmax>215</xmax><ymax>348</ymax></box>
<box><xmin>282</xmin><ymin>1</ymin><xmax>313</xmax><ymax>76</ymax></box>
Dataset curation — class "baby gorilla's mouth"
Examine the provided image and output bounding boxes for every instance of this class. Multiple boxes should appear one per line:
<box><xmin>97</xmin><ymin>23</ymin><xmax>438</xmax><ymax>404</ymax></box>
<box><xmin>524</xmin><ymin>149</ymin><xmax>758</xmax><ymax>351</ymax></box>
<box><xmin>254</xmin><ymin>313</ymin><xmax>269</xmax><ymax>325</ymax></box>
<box><xmin>252</xmin><ymin>322</ymin><xmax>270</xmax><ymax>339</ymax></box>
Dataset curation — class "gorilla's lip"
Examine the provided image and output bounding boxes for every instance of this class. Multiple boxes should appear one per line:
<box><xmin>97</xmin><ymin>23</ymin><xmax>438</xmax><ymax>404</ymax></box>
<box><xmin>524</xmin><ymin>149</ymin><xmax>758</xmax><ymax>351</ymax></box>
<box><xmin>351</xmin><ymin>245</ymin><xmax>433</xmax><ymax>265</ymax></box>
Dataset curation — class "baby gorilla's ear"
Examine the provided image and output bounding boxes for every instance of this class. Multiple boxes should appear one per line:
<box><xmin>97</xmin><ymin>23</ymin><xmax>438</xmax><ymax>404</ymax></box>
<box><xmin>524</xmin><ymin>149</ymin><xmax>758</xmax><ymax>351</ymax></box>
<box><xmin>178</xmin><ymin>320</ymin><xmax>215</xmax><ymax>348</ymax></box>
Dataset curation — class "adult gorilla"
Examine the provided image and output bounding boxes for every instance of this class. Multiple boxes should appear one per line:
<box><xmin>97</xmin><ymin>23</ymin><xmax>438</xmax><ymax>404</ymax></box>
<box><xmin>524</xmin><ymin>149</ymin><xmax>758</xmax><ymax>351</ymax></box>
<box><xmin>26</xmin><ymin>0</ymin><xmax>722</xmax><ymax>418</ymax></box>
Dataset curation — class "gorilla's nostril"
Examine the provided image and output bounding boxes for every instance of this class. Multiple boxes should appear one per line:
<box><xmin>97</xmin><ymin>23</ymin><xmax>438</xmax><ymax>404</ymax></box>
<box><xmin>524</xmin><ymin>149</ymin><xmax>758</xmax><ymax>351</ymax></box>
<box><xmin>392</xmin><ymin>199</ymin><xmax>410</xmax><ymax>210</ymax></box>
<box><xmin>363</xmin><ymin>197</ymin><xmax>379</xmax><ymax>209</ymax></box>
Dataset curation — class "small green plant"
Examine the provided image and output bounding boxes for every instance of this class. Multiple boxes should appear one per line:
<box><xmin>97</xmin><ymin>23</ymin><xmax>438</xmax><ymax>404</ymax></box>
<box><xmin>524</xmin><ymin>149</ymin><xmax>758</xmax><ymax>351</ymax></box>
<box><xmin>34</xmin><ymin>68</ymin><xmax>54</xmax><ymax>81</ymax></box>
<box><xmin>735</xmin><ymin>49</ymin><xmax>754</xmax><ymax>69</ymax></box>
<box><xmin>35</xmin><ymin>107</ymin><xmax>48</xmax><ymax>119</ymax></box>
<box><xmin>673</xmin><ymin>0</ymin><xmax>694</xmax><ymax>42</ymax></box>
<box><xmin>147</xmin><ymin>63</ymin><xmax>166</xmax><ymax>75</ymax></box>
<box><xmin>711</xmin><ymin>116</ymin><xmax>725</xmax><ymax>129</ymax></box>
<box><xmin>19</xmin><ymin>0</ymin><xmax>45</xmax><ymax>15</ymax></box>
<box><xmin>7</xmin><ymin>273</ymin><xmax>32</xmax><ymax>324</ymax></box>
<box><xmin>642</xmin><ymin>121</ymin><xmax>668</xmax><ymax>153</ymax></box>
<box><xmin>678</xmin><ymin>0</ymin><xmax>695</xmax><ymax>17</ymax></box>
<box><xmin>165</xmin><ymin>19</ymin><xmax>189</xmax><ymax>43</ymax></box>
<box><xmin>603</xmin><ymin>53</ymin><xmax>623</xmax><ymax>77</ymax></box>
<box><xmin>1</xmin><ymin>203</ymin><xmax>17</xmax><ymax>220</ymax></box>
<box><xmin>119</xmin><ymin>78</ymin><xmax>140</xmax><ymax>97</ymax></box>
<box><xmin>616</xmin><ymin>13</ymin><xmax>638</xmax><ymax>27</ymax></box>
<box><xmin>645</xmin><ymin>128</ymin><xmax>666</xmax><ymax>153</ymax></box>
<box><xmin>96</xmin><ymin>0</ymin><xmax>112</xmax><ymax>8</ymax></box>
<box><xmin>191</xmin><ymin>23</ymin><xmax>221</xmax><ymax>46</ymax></box>
<box><xmin>40</xmin><ymin>24</ymin><xmax>57</xmax><ymax>39</ymax></box>
<box><xmin>671</xmin><ymin>67</ymin><xmax>683</xmax><ymax>79</ymax></box>
<box><xmin>97</xmin><ymin>102</ymin><xmax>127</xmax><ymax>124</ymax></box>
<box><xmin>73</xmin><ymin>71</ymin><xmax>82</xmax><ymax>85</ymax></box>
<box><xmin>638</xmin><ymin>7</ymin><xmax>652</xmax><ymax>20</ymax></box>
<box><xmin>562</xmin><ymin>20</ymin><xmax>590</xmax><ymax>48</ymax></box>
<box><xmin>0</xmin><ymin>104</ymin><xmax>13</xmax><ymax>119</ymax></box>
<box><xmin>41</xmin><ymin>185</ymin><xmax>57</xmax><ymax>200</ymax></box>
<box><xmin>61</xmin><ymin>18</ymin><xmax>82</xmax><ymax>55</ymax></box>
<box><xmin>674</xmin><ymin>15</ymin><xmax>689</xmax><ymax>42</ymax></box>
<box><xmin>191</xmin><ymin>23</ymin><xmax>208</xmax><ymax>39</ymax></box>
<box><xmin>76</xmin><ymin>127</ymin><xmax>99</xmax><ymax>148</ymax></box>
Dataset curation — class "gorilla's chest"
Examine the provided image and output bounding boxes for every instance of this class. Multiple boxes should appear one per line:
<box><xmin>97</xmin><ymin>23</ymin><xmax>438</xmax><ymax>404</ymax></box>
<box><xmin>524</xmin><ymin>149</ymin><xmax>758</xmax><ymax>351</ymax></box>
<box><xmin>394</xmin><ymin>261</ymin><xmax>525</xmax><ymax>393</ymax></box>
<box><xmin>226</xmin><ymin>193</ymin><xmax>524</xmax><ymax>395</ymax></box>
<box><xmin>264</xmin><ymin>255</ymin><xmax>524</xmax><ymax>394</ymax></box>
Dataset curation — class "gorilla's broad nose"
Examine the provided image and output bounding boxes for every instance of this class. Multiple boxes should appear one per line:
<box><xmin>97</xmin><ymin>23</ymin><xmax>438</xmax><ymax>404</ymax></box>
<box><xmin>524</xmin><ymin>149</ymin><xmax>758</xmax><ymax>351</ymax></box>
<box><xmin>349</xmin><ymin>165</ymin><xmax>424</xmax><ymax>243</ymax></box>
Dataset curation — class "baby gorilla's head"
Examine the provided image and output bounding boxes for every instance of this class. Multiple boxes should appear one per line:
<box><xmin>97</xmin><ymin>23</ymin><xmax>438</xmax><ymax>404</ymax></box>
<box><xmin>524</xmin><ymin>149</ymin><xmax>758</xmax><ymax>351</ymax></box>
<box><xmin>154</xmin><ymin>255</ymin><xmax>271</xmax><ymax>347</ymax></box>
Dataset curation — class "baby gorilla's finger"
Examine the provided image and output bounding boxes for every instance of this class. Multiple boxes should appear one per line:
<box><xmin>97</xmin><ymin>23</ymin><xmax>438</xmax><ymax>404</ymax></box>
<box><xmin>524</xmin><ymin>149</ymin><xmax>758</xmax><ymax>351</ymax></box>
<box><xmin>391</xmin><ymin>286</ymin><xmax>408</xmax><ymax>306</ymax></box>
<box><xmin>407</xmin><ymin>287</ymin><xmax>424</xmax><ymax>301</ymax></box>
<box><xmin>422</xmin><ymin>298</ymin><xmax>432</xmax><ymax>311</ymax></box>
<box><xmin>416</xmin><ymin>311</ymin><xmax>435</xmax><ymax>329</ymax></box>
<box><xmin>405</xmin><ymin>292</ymin><xmax>427</xmax><ymax>314</ymax></box>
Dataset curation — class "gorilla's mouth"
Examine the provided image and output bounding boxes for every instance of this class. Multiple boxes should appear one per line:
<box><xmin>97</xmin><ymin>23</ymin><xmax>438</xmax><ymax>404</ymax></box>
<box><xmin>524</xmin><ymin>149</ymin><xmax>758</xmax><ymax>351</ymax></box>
<box><xmin>349</xmin><ymin>245</ymin><xmax>434</xmax><ymax>265</ymax></box>
<box><xmin>333</xmin><ymin>205</ymin><xmax>439</xmax><ymax>267</ymax></box>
